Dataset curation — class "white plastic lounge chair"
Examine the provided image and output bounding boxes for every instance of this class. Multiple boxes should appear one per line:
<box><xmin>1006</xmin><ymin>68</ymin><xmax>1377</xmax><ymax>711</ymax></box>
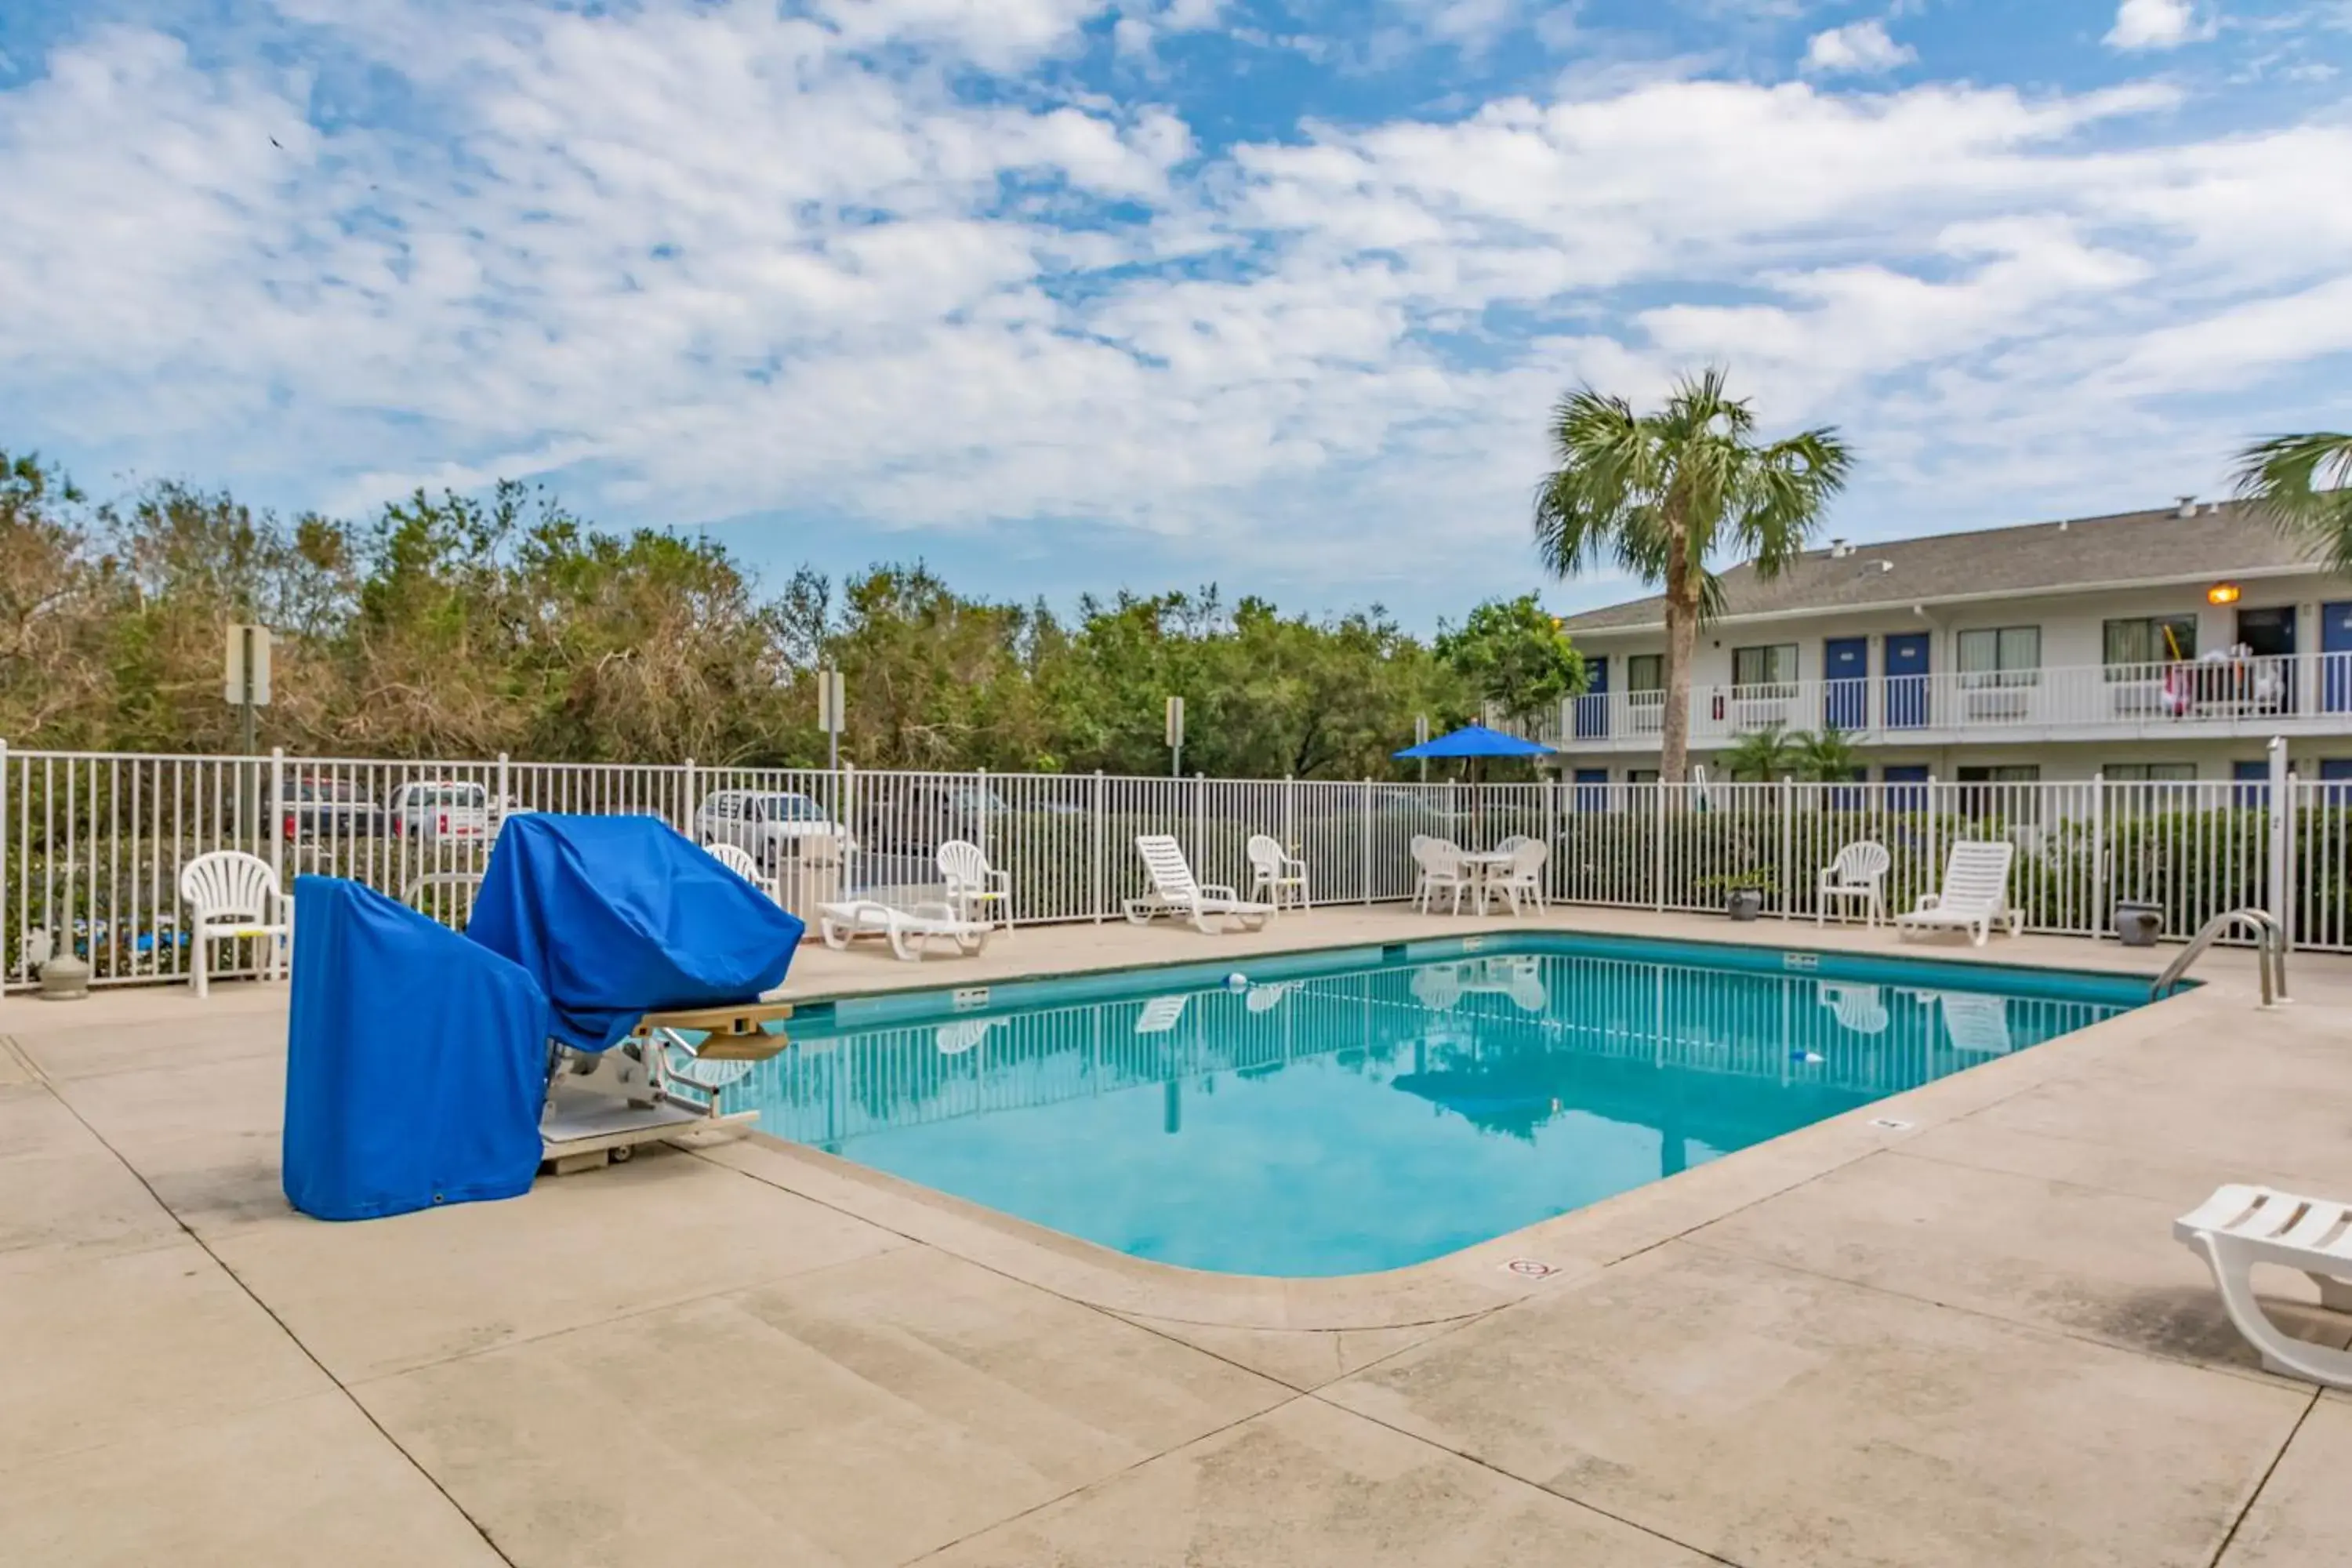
<box><xmin>1122</xmin><ymin>836</ymin><xmax>1274</xmax><ymax>932</ymax></box>
<box><xmin>179</xmin><ymin>850</ymin><xmax>292</xmax><ymax>997</ymax></box>
<box><xmin>816</xmin><ymin>899</ymin><xmax>993</xmax><ymax>962</ymax></box>
<box><xmin>1410</xmin><ymin>837</ymin><xmax>1468</xmax><ymax>915</ymax></box>
<box><xmin>1817</xmin><ymin>840</ymin><xmax>1890</xmax><ymax>927</ymax></box>
<box><xmin>1818</xmin><ymin>982</ymin><xmax>1888</xmax><ymax>1036</ymax></box>
<box><xmin>1894</xmin><ymin>840</ymin><xmax>2021</xmax><ymax>946</ymax></box>
<box><xmin>704</xmin><ymin>840</ymin><xmax>779</xmax><ymax>901</ymax></box>
<box><xmin>1244</xmin><ymin>834</ymin><xmax>1309</xmax><ymax>913</ymax></box>
<box><xmin>2176</xmin><ymin>1185</ymin><xmax>2352</xmax><ymax>1385</ymax></box>
<box><xmin>1488</xmin><ymin>840</ymin><xmax>1550</xmax><ymax>916</ymax></box>
<box><xmin>1136</xmin><ymin>995</ymin><xmax>1188</xmax><ymax>1033</ymax></box>
<box><xmin>938</xmin><ymin>840</ymin><xmax>1013</xmax><ymax>935</ymax></box>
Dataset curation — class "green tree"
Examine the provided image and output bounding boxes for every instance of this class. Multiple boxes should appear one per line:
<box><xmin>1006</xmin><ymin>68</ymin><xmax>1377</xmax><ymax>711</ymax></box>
<box><xmin>1716</xmin><ymin>720</ymin><xmax>1802</xmax><ymax>782</ymax></box>
<box><xmin>1433</xmin><ymin>593</ymin><xmax>1586</xmax><ymax>733</ymax></box>
<box><xmin>1532</xmin><ymin>368</ymin><xmax>1853</xmax><ymax>784</ymax></box>
<box><xmin>2234</xmin><ymin>432</ymin><xmax>2352</xmax><ymax>574</ymax></box>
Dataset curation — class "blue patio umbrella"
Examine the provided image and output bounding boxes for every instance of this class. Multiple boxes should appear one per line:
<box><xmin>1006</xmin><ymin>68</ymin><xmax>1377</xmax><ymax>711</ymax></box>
<box><xmin>1393</xmin><ymin>724</ymin><xmax>1559</xmax><ymax>840</ymax></box>
<box><xmin>1392</xmin><ymin>723</ymin><xmax>1557</xmax><ymax>761</ymax></box>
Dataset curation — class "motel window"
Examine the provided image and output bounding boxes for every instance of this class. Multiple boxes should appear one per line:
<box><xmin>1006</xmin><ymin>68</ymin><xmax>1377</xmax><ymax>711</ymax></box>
<box><xmin>1956</xmin><ymin>626</ymin><xmax>2040</xmax><ymax>688</ymax></box>
<box><xmin>2103</xmin><ymin>615</ymin><xmax>2198</xmax><ymax>673</ymax></box>
<box><xmin>1730</xmin><ymin>644</ymin><xmax>1798</xmax><ymax>694</ymax></box>
<box><xmin>1628</xmin><ymin>769</ymin><xmax>1660</xmax><ymax>784</ymax></box>
<box><xmin>1626</xmin><ymin>654</ymin><xmax>1664</xmax><ymax>695</ymax></box>
<box><xmin>2103</xmin><ymin>763</ymin><xmax>2196</xmax><ymax>782</ymax></box>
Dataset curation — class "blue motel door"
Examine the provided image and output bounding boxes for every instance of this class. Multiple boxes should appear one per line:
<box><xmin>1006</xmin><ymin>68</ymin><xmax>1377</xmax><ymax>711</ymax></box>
<box><xmin>1824</xmin><ymin>637</ymin><xmax>1868</xmax><ymax>731</ymax></box>
<box><xmin>1575</xmin><ymin>657</ymin><xmax>1610</xmax><ymax>739</ymax></box>
<box><xmin>1573</xmin><ymin>768</ymin><xmax>1610</xmax><ymax>811</ymax></box>
<box><xmin>1886</xmin><ymin>633</ymin><xmax>1929</xmax><ymax>728</ymax></box>
<box><xmin>2325</xmin><ymin>603</ymin><xmax>2352</xmax><ymax>713</ymax></box>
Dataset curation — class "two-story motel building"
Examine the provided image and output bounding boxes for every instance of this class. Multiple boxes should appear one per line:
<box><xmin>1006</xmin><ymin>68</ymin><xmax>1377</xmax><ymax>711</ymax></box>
<box><xmin>1548</xmin><ymin>497</ymin><xmax>2352</xmax><ymax>791</ymax></box>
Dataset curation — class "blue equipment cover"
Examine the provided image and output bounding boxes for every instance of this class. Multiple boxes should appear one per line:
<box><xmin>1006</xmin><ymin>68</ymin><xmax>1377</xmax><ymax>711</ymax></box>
<box><xmin>466</xmin><ymin>813</ymin><xmax>806</xmax><ymax>1052</ymax></box>
<box><xmin>283</xmin><ymin>876</ymin><xmax>550</xmax><ymax>1221</ymax></box>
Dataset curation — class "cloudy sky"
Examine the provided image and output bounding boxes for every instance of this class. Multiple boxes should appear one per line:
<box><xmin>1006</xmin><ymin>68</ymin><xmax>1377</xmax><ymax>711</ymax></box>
<box><xmin>2</xmin><ymin>0</ymin><xmax>2347</xmax><ymax>627</ymax></box>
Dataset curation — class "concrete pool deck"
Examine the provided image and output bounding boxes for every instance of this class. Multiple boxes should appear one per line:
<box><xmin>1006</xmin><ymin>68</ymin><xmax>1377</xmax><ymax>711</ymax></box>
<box><xmin>6</xmin><ymin>906</ymin><xmax>2352</xmax><ymax>1565</ymax></box>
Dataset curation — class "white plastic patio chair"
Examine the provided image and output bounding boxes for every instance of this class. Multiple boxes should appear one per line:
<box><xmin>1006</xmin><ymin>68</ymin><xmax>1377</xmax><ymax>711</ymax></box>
<box><xmin>938</xmin><ymin>840</ymin><xmax>1013</xmax><ymax>935</ymax></box>
<box><xmin>935</xmin><ymin>1018</ymin><xmax>995</xmax><ymax>1054</ymax></box>
<box><xmin>1818</xmin><ymin>982</ymin><xmax>1888</xmax><ymax>1036</ymax></box>
<box><xmin>1816</xmin><ymin>840</ymin><xmax>1890</xmax><ymax>927</ymax></box>
<box><xmin>1122</xmin><ymin>836</ymin><xmax>1273</xmax><ymax>933</ymax></box>
<box><xmin>1135</xmin><ymin>994</ymin><xmax>1189</xmax><ymax>1033</ymax></box>
<box><xmin>1244</xmin><ymin>834</ymin><xmax>1309</xmax><ymax>914</ymax></box>
<box><xmin>704</xmin><ymin>840</ymin><xmax>779</xmax><ymax>901</ymax></box>
<box><xmin>1410</xmin><ymin>837</ymin><xmax>1468</xmax><ymax>915</ymax></box>
<box><xmin>816</xmin><ymin>900</ymin><xmax>992</xmax><ymax>962</ymax></box>
<box><xmin>2176</xmin><ymin>1185</ymin><xmax>2352</xmax><ymax>1385</ymax></box>
<box><xmin>1894</xmin><ymin>840</ymin><xmax>2021</xmax><ymax>946</ymax></box>
<box><xmin>1933</xmin><ymin>992</ymin><xmax>2014</xmax><ymax>1054</ymax></box>
<box><xmin>1488</xmin><ymin>840</ymin><xmax>1549</xmax><ymax>916</ymax></box>
<box><xmin>179</xmin><ymin>850</ymin><xmax>292</xmax><ymax>997</ymax></box>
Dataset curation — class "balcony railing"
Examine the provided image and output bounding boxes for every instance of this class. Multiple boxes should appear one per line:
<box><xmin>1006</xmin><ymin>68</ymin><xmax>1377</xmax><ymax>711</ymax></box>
<box><xmin>1548</xmin><ymin>652</ymin><xmax>2350</xmax><ymax>749</ymax></box>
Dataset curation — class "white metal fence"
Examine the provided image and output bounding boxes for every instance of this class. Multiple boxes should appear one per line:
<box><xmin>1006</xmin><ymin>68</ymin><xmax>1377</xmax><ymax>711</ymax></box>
<box><xmin>5</xmin><ymin>742</ymin><xmax>2343</xmax><ymax>992</ymax></box>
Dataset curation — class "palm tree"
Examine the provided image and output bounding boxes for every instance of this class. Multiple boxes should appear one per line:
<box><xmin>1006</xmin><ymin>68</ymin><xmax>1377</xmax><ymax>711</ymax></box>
<box><xmin>1717</xmin><ymin>720</ymin><xmax>1802</xmax><ymax>782</ymax></box>
<box><xmin>1794</xmin><ymin>725</ymin><xmax>1862</xmax><ymax>784</ymax></box>
<box><xmin>1533</xmin><ymin>368</ymin><xmax>1853</xmax><ymax>783</ymax></box>
<box><xmin>2234</xmin><ymin>432</ymin><xmax>2352</xmax><ymax>573</ymax></box>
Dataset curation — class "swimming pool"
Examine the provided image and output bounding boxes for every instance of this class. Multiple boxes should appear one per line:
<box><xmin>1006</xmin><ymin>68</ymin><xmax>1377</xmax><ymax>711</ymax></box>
<box><xmin>732</xmin><ymin>935</ymin><xmax>2152</xmax><ymax>1276</ymax></box>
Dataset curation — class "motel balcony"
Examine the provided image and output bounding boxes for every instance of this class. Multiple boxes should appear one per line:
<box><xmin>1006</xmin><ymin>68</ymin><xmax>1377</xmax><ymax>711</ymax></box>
<box><xmin>1530</xmin><ymin>652</ymin><xmax>2352</xmax><ymax>752</ymax></box>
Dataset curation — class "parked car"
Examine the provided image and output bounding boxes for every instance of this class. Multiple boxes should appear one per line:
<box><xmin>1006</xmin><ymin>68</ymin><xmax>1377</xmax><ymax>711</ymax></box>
<box><xmin>266</xmin><ymin>774</ymin><xmax>385</xmax><ymax>840</ymax></box>
<box><xmin>695</xmin><ymin>789</ymin><xmax>855</xmax><ymax>872</ymax></box>
<box><xmin>387</xmin><ymin>780</ymin><xmax>495</xmax><ymax>844</ymax></box>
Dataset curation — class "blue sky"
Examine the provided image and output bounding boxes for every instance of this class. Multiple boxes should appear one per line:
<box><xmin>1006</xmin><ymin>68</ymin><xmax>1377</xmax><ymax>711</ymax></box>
<box><xmin>2</xmin><ymin>0</ymin><xmax>2348</xmax><ymax>630</ymax></box>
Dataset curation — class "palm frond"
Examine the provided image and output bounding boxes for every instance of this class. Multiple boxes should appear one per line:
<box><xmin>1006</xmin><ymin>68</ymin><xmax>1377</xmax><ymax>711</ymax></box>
<box><xmin>2234</xmin><ymin>432</ymin><xmax>2352</xmax><ymax>577</ymax></box>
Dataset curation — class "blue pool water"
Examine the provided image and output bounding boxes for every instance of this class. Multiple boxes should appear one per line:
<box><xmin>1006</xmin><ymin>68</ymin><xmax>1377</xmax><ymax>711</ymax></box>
<box><xmin>729</xmin><ymin>935</ymin><xmax>2149</xmax><ymax>1277</ymax></box>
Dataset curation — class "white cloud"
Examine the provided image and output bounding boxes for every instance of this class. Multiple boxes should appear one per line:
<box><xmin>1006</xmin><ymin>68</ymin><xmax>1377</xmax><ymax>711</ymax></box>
<box><xmin>1802</xmin><ymin>20</ymin><xmax>1917</xmax><ymax>75</ymax></box>
<box><xmin>1</xmin><ymin>3</ymin><xmax>2348</xmax><ymax>622</ymax></box>
<box><xmin>2106</xmin><ymin>0</ymin><xmax>2209</xmax><ymax>51</ymax></box>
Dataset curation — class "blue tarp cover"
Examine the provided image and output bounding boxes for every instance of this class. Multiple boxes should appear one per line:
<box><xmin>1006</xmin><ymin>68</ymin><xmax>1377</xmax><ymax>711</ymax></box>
<box><xmin>466</xmin><ymin>813</ymin><xmax>805</xmax><ymax>1051</ymax></box>
<box><xmin>283</xmin><ymin>876</ymin><xmax>550</xmax><ymax>1221</ymax></box>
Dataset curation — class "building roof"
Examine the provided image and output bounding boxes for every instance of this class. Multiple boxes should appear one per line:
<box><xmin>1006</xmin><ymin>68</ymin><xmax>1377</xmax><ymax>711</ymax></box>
<box><xmin>1555</xmin><ymin>499</ymin><xmax>2315</xmax><ymax>635</ymax></box>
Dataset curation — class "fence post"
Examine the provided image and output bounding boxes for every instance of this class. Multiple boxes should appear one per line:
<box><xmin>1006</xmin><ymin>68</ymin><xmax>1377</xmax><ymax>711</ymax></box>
<box><xmin>1778</xmin><ymin>776</ymin><xmax>1794</xmax><ymax>920</ymax></box>
<box><xmin>1092</xmin><ymin>770</ymin><xmax>1105</xmax><ymax>923</ymax></box>
<box><xmin>841</xmin><ymin>762</ymin><xmax>857</xmax><ymax>892</ymax></box>
<box><xmin>496</xmin><ymin>752</ymin><xmax>511</xmax><ymax>821</ymax></box>
<box><xmin>2090</xmin><ymin>772</ymin><xmax>2106</xmax><ymax>940</ymax></box>
<box><xmin>1362</xmin><ymin>777</ymin><xmax>1373</xmax><ymax>906</ymax></box>
<box><xmin>2268</xmin><ymin>735</ymin><xmax>2291</xmax><ymax>942</ymax></box>
<box><xmin>681</xmin><ymin>757</ymin><xmax>696</xmax><ymax>833</ymax></box>
<box><xmin>1544</xmin><ymin>775</ymin><xmax>1559</xmax><ymax>906</ymax></box>
<box><xmin>1653</xmin><ymin>779</ymin><xmax>1665</xmax><ymax>912</ymax></box>
<box><xmin>268</xmin><ymin>747</ymin><xmax>285</xmax><ymax>894</ymax></box>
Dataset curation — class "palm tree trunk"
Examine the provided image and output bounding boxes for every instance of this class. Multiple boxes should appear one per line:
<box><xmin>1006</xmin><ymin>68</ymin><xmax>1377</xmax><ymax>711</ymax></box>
<box><xmin>1660</xmin><ymin>549</ymin><xmax>1699</xmax><ymax>785</ymax></box>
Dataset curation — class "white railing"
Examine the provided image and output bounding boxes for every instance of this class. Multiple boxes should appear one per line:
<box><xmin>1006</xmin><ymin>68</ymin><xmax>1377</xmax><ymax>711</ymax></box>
<box><xmin>5</xmin><ymin>742</ymin><xmax>2343</xmax><ymax>990</ymax></box>
<box><xmin>1547</xmin><ymin>652</ymin><xmax>2347</xmax><ymax>749</ymax></box>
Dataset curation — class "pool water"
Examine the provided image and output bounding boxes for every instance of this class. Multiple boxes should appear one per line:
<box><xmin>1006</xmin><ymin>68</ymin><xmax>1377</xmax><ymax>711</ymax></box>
<box><xmin>732</xmin><ymin>937</ymin><xmax>2147</xmax><ymax>1276</ymax></box>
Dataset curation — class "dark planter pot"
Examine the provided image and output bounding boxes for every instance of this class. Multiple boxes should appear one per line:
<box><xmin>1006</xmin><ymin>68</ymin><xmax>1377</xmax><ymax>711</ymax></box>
<box><xmin>1726</xmin><ymin>888</ymin><xmax>1765</xmax><ymax>922</ymax></box>
<box><xmin>2114</xmin><ymin>900</ymin><xmax>2164</xmax><ymax>948</ymax></box>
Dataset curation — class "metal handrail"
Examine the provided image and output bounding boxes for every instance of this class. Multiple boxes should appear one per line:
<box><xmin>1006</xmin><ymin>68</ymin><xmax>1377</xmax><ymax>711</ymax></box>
<box><xmin>2153</xmin><ymin>908</ymin><xmax>2288</xmax><ymax>1006</ymax></box>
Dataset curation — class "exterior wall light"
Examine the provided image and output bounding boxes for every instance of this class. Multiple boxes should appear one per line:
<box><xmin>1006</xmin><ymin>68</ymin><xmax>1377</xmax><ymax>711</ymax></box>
<box><xmin>2208</xmin><ymin>583</ymin><xmax>2241</xmax><ymax>605</ymax></box>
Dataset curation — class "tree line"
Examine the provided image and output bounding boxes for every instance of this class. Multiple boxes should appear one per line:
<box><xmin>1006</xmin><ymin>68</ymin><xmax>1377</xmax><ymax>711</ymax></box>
<box><xmin>0</xmin><ymin>449</ymin><xmax>1583</xmax><ymax>779</ymax></box>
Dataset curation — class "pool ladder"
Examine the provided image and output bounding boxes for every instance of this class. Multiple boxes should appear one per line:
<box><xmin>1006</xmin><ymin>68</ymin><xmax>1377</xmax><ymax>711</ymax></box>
<box><xmin>2152</xmin><ymin>908</ymin><xmax>2288</xmax><ymax>1007</ymax></box>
